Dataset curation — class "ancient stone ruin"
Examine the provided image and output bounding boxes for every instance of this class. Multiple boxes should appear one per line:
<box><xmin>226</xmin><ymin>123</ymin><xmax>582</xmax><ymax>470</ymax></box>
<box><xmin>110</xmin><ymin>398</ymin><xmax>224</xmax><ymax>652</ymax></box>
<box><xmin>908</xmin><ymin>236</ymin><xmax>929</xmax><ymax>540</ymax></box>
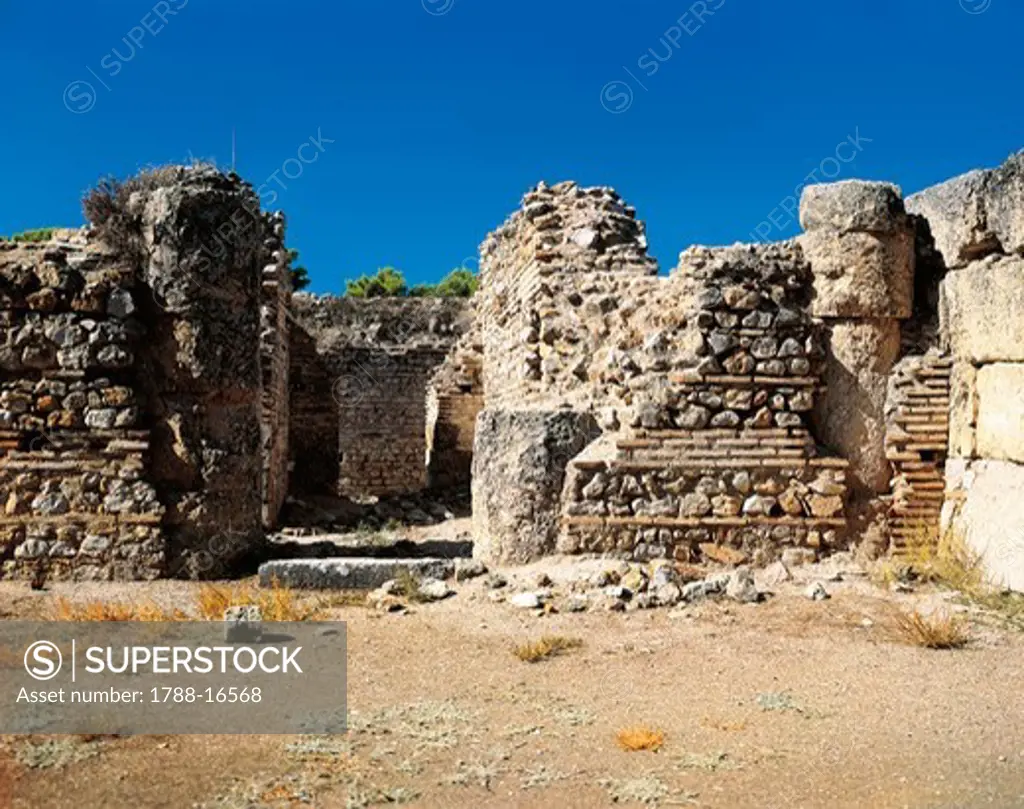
<box><xmin>2</xmin><ymin>154</ymin><xmax>1023</xmax><ymax>590</ymax></box>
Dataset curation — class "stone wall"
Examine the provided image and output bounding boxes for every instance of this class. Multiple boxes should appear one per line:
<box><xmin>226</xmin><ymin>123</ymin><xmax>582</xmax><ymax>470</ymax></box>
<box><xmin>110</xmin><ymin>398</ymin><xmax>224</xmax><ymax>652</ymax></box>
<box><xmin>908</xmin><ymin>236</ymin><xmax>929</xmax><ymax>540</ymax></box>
<box><xmin>0</xmin><ymin>231</ymin><xmax>163</xmax><ymax>580</ymax></box>
<box><xmin>288</xmin><ymin>296</ymin><xmax>471</xmax><ymax>499</ymax></box>
<box><xmin>426</xmin><ymin>327</ymin><xmax>484</xmax><ymax>490</ymax></box>
<box><xmin>914</xmin><ymin>155</ymin><xmax>1024</xmax><ymax>588</ymax></box>
<box><xmin>1</xmin><ymin>166</ymin><xmax>279</xmax><ymax>580</ymax></box>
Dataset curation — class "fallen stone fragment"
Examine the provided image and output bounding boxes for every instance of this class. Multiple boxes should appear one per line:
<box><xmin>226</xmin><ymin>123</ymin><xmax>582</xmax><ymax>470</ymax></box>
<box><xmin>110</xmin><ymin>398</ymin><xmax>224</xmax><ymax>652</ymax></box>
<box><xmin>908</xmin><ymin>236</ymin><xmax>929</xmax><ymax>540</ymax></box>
<box><xmin>455</xmin><ymin>559</ymin><xmax>487</xmax><ymax>582</ymax></box>
<box><xmin>510</xmin><ymin>592</ymin><xmax>543</xmax><ymax>609</ymax></box>
<box><xmin>805</xmin><ymin>581</ymin><xmax>830</xmax><ymax>601</ymax></box>
<box><xmin>726</xmin><ymin>566</ymin><xmax>759</xmax><ymax>603</ymax></box>
<box><xmin>417</xmin><ymin>577</ymin><xmax>452</xmax><ymax>601</ymax></box>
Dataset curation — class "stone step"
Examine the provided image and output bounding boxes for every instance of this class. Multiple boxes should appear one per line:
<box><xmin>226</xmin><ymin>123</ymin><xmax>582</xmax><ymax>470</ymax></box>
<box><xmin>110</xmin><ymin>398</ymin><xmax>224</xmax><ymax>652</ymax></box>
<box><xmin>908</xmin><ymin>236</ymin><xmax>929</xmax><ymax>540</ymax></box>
<box><xmin>259</xmin><ymin>557</ymin><xmax>456</xmax><ymax>590</ymax></box>
<box><xmin>266</xmin><ymin>533</ymin><xmax>473</xmax><ymax>561</ymax></box>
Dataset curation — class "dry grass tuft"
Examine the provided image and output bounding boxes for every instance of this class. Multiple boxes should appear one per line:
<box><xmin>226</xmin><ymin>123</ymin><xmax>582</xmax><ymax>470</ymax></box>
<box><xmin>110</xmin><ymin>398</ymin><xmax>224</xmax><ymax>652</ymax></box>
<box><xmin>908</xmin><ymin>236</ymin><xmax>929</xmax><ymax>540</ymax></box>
<box><xmin>513</xmin><ymin>635</ymin><xmax>583</xmax><ymax>663</ymax></box>
<box><xmin>52</xmin><ymin>598</ymin><xmax>185</xmax><ymax>622</ymax></box>
<box><xmin>52</xmin><ymin>578</ymin><xmax>321</xmax><ymax>622</ymax></box>
<box><xmin>195</xmin><ymin>577</ymin><xmax>322</xmax><ymax>621</ymax></box>
<box><xmin>891</xmin><ymin>608</ymin><xmax>970</xmax><ymax>649</ymax></box>
<box><xmin>615</xmin><ymin>726</ymin><xmax>666</xmax><ymax>753</ymax></box>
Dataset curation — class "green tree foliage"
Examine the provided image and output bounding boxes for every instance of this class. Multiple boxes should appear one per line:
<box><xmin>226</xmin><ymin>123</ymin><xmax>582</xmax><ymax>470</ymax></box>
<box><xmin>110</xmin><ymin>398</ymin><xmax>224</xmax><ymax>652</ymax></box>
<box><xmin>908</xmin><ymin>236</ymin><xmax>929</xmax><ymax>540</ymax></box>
<box><xmin>287</xmin><ymin>249</ymin><xmax>311</xmax><ymax>291</ymax></box>
<box><xmin>357</xmin><ymin>267</ymin><xmax>478</xmax><ymax>299</ymax></box>
<box><xmin>1</xmin><ymin>228</ymin><xmax>59</xmax><ymax>243</ymax></box>
<box><xmin>433</xmin><ymin>268</ymin><xmax>479</xmax><ymax>298</ymax></box>
<box><xmin>345</xmin><ymin>267</ymin><xmax>408</xmax><ymax>298</ymax></box>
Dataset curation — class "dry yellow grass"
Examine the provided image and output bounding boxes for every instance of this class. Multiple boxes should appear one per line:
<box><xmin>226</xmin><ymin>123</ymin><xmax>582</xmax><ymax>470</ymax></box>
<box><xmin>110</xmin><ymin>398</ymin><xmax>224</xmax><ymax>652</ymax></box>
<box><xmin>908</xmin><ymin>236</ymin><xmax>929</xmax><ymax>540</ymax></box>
<box><xmin>195</xmin><ymin>577</ymin><xmax>322</xmax><ymax>621</ymax></box>
<box><xmin>512</xmin><ymin>635</ymin><xmax>583</xmax><ymax>663</ymax></box>
<box><xmin>52</xmin><ymin>578</ymin><xmax>322</xmax><ymax>622</ymax></box>
<box><xmin>891</xmin><ymin>608</ymin><xmax>970</xmax><ymax>649</ymax></box>
<box><xmin>616</xmin><ymin>726</ymin><xmax>665</xmax><ymax>753</ymax></box>
<box><xmin>52</xmin><ymin>598</ymin><xmax>186</xmax><ymax>622</ymax></box>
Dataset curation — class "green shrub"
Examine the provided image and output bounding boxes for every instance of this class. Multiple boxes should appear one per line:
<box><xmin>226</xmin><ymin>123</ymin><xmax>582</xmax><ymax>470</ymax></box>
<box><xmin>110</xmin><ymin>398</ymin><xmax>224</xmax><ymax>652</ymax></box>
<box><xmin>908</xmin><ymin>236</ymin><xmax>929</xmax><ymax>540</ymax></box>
<box><xmin>345</xmin><ymin>267</ymin><xmax>408</xmax><ymax>298</ymax></box>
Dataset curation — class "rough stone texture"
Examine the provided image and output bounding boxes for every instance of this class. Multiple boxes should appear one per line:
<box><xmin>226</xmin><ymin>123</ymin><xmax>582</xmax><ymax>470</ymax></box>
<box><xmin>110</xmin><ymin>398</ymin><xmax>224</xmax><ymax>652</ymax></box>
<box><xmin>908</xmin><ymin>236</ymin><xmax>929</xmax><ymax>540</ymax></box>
<box><xmin>0</xmin><ymin>167</ymin><xmax>275</xmax><ymax>580</ymax></box>
<box><xmin>976</xmin><ymin>363</ymin><xmax>1024</xmax><ymax>464</ymax></box>
<box><xmin>258</xmin><ymin>557</ymin><xmax>455</xmax><ymax>590</ymax></box>
<box><xmin>906</xmin><ymin>152</ymin><xmax>1024</xmax><ymax>270</ymax></box>
<box><xmin>129</xmin><ymin>168</ymin><xmax>267</xmax><ymax>577</ymax></box>
<box><xmin>944</xmin><ymin>459</ymin><xmax>1024</xmax><ymax>592</ymax></box>
<box><xmin>940</xmin><ymin>255</ymin><xmax>1024</xmax><ymax>363</ymax></box>
<box><xmin>426</xmin><ymin>327</ymin><xmax>484</xmax><ymax>489</ymax></box>
<box><xmin>813</xmin><ymin>319</ymin><xmax>902</xmax><ymax>495</ymax></box>
<box><xmin>259</xmin><ymin>213</ymin><xmax>292</xmax><ymax>529</ymax></box>
<box><xmin>472</xmin><ymin>409</ymin><xmax>600</xmax><ymax>564</ymax></box>
<box><xmin>288</xmin><ymin>296</ymin><xmax>470</xmax><ymax>498</ymax></box>
<box><xmin>800</xmin><ymin>180</ymin><xmax>907</xmax><ymax>234</ymax></box>
<box><xmin>948</xmin><ymin>361</ymin><xmax>978</xmax><ymax>459</ymax></box>
<box><xmin>798</xmin><ymin>181</ymin><xmax>915</xmax><ymax>319</ymax></box>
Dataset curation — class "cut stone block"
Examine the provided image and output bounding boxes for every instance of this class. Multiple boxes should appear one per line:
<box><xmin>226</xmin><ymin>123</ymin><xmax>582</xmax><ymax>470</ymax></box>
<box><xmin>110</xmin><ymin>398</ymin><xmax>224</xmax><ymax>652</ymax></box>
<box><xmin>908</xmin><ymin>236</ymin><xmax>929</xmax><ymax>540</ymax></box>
<box><xmin>258</xmin><ymin>558</ymin><xmax>454</xmax><ymax>590</ymax></box>
<box><xmin>944</xmin><ymin>459</ymin><xmax>1024</xmax><ymax>592</ymax></box>
<box><xmin>976</xmin><ymin>363</ymin><xmax>1024</xmax><ymax>463</ymax></box>
<box><xmin>472</xmin><ymin>408</ymin><xmax>601</xmax><ymax>564</ymax></box>
<box><xmin>941</xmin><ymin>256</ymin><xmax>1024</xmax><ymax>363</ymax></box>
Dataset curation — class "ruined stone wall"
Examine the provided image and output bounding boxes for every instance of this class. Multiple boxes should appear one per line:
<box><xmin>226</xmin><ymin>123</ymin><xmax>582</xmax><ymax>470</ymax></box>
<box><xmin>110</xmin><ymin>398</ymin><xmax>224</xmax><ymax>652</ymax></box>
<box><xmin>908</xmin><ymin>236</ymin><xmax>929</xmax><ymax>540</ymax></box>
<box><xmin>130</xmin><ymin>168</ymin><xmax>266</xmax><ymax>577</ymax></box>
<box><xmin>472</xmin><ymin>182</ymin><xmax>852</xmax><ymax>565</ymax></box>
<box><xmin>557</xmin><ymin>242</ymin><xmax>849</xmax><ymax>563</ymax></box>
<box><xmin>426</xmin><ymin>327</ymin><xmax>484</xmax><ymax>490</ymax></box>
<box><xmin>289</xmin><ymin>296</ymin><xmax>470</xmax><ymax>499</ymax></box>
<box><xmin>1</xmin><ymin>166</ymin><xmax>279</xmax><ymax>580</ymax></box>
<box><xmin>908</xmin><ymin>153</ymin><xmax>1024</xmax><ymax>589</ymax></box>
<box><xmin>0</xmin><ymin>232</ymin><xmax>163</xmax><ymax>580</ymax></box>
<box><xmin>258</xmin><ymin>213</ymin><xmax>291</xmax><ymax>529</ymax></box>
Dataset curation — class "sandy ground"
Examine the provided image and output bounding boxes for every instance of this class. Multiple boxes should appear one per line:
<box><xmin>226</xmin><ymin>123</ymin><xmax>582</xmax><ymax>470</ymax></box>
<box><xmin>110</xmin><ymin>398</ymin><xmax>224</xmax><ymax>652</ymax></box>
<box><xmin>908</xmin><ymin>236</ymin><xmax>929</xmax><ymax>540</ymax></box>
<box><xmin>1</xmin><ymin>563</ymin><xmax>1024</xmax><ymax>809</ymax></box>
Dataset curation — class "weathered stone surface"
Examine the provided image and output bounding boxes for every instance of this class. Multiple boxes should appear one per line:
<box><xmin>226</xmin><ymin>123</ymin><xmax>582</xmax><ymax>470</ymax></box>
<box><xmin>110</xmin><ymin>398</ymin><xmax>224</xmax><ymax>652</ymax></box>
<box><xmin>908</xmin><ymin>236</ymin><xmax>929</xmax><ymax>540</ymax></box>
<box><xmin>948</xmin><ymin>361</ymin><xmax>978</xmax><ymax>459</ymax></box>
<box><xmin>976</xmin><ymin>364</ymin><xmax>1024</xmax><ymax>463</ymax></box>
<box><xmin>799</xmin><ymin>229</ymin><xmax>914</xmax><ymax>318</ymax></box>
<box><xmin>799</xmin><ymin>181</ymin><xmax>915</xmax><ymax>319</ymax></box>
<box><xmin>941</xmin><ymin>255</ymin><xmax>1024</xmax><ymax>363</ymax></box>
<box><xmin>800</xmin><ymin>180</ymin><xmax>906</xmax><ymax>234</ymax></box>
<box><xmin>944</xmin><ymin>459</ymin><xmax>1024</xmax><ymax>592</ymax></box>
<box><xmin>906</xmin><ymin>152</ymin><xmax>1024</xmax><ymax>270</ymax></box>
<box><xmin>475</xmin><ymin>409</ymin><xmax>600</xmax><ymax>564</ymax></box>
<box><xmin>258</xmin><ymin>558</ymin><xmax>454</xmax><ymax>590</ymax></box>
<box><xmin>813</xmin><ymin>319</ymin><xmax>901</xmax><ymax>494</ymax></box>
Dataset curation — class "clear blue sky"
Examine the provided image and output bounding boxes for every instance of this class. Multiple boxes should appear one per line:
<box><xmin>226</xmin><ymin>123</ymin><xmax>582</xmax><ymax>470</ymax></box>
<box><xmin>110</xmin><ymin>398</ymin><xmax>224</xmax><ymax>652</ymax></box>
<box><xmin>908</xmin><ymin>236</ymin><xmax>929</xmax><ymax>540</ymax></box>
<box><xmin>2</xmin><ymin>0</ymin><xmax>1021</xmax><ymax>293</ymax></box>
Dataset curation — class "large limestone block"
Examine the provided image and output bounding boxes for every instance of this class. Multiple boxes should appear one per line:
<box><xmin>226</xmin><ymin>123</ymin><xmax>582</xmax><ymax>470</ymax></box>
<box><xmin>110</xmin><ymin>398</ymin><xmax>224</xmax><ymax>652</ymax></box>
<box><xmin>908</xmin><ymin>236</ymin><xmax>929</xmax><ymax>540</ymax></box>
<box><xmin>976</xmin><ymin>363</ymin><xmax>1024</xmax><ymax>463</ymax></box>
<box><xmin>472</xmin><ymin>409</ymin><xmax>601</xmax><ymax>564</ymax></box>
<box><xmin>944</xmin><ymin>459</ymin><xmax>1024</xmax><ymax>592</ymax></box>
<box><xmin>800</xmin><ymin>180</ymin><xmax>906</xmax><ymax>234</ymax></box>
<box><xmin>940</xmin><ymin>255</ymin><xmax>1024</xmax><ymax>362</ymax></box>
<box><xmin>813</xmin><ymin>319</ymin><xmax>901</xmax><ymax>494</ymax></box>
<box><xmin>798</xmin><ymin>182</ymin><xmax>914</xmax><ymax>319</ymax></box>
<box><xmin>906</xmin><ymin>152</ymin><xmax>1024</xmax><ymax>270</ymax></box>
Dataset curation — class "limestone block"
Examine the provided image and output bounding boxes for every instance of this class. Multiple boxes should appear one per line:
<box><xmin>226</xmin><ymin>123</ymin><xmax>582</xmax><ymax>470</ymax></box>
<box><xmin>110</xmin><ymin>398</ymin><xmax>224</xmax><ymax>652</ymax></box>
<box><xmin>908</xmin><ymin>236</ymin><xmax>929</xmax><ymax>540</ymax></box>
<box><xmin>799</xmin><ymin>181</ymin><xmax>914</xmax><ymax>318</ymax></box>
<box><xmin>906</xmin><ymin>153</ymin><xmax>1024</xmax><ymax>270</ymax></box>
<box><xmin>799</xmin><ymin>229</ymin><xmax>914</xmax><ymax>319</ymax></box>
<box><xmin>976</xmin><ymin>363</ymin><xmax>1024</xmax><ymax>463</ymax></box>
<box><xmin>940</xmin><ymin>255</ymin><xmax>1024</xmax><ymax>362</ymax></box>
<box><xmin>947</xmin><ymin>361</ymin><xmax>977</xmax><ymax>459</ymax></box>
<box><xmin>813</xmin><ymin>319</ymin><xmax>901</xmax><ymax>494</ymax></box>
<box><xmin>473</xmin><ymin>408</ymin><xmax>600</xmax><ymax>564</ymax></box>
<box><xmin>800</xmin><ymin>181</ymin><xmax>906</xmax><ymax>234</ymax></box>
<box><xmin>944</xmin><ymin>459</ymin><xmax>1024</xmax><ymax>592</ymax></box>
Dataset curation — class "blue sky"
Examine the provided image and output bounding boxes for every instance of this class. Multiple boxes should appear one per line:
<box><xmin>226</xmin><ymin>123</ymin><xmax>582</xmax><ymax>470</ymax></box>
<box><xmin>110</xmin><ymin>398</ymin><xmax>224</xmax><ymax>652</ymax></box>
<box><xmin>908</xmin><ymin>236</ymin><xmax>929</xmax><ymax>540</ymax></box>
<box><xmin>2</xmin><ymin>0</ymin><xmax>1021</xmax><ymax>292</ymax></box>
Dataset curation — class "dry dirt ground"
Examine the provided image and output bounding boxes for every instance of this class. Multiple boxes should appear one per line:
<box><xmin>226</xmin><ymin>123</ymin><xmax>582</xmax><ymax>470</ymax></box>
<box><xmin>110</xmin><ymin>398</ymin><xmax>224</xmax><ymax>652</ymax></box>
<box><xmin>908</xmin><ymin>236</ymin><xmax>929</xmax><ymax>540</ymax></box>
<box><xmin>1</xmin><ymin>561</ymin><xmax>1024</xmax><ymax>809</ymax></box>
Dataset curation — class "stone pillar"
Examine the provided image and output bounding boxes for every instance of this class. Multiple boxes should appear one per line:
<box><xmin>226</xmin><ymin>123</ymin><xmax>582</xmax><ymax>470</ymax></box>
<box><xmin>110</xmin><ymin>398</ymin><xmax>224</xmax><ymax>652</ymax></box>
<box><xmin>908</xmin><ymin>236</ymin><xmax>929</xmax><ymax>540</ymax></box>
<box><xmin>133</xmin><ymin>168</ymin><xmax>266</xmax><ymax>577</ymax></box>
<box><xmin>472</xmin><ymin>409</ymin><xmax>600</xmax><ymax>564</ymax></box>
<box><xmin>799</xmin><ymin>181</ymin><xmax>915</xmax><ymax>504</ymax></box>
